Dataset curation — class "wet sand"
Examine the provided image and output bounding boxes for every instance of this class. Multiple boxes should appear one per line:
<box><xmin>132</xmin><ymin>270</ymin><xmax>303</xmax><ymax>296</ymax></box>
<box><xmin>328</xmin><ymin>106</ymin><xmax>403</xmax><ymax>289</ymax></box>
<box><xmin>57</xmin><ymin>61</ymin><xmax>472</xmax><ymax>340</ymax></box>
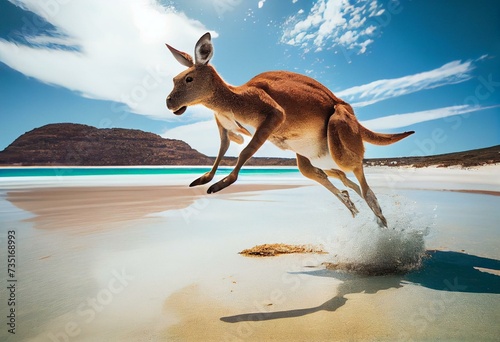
<box><xmin>0</xmin><ymin>166</ymin><xmax>499</xmax><ymax>341</ymax></box>
<box><xmin>446</xmin><ymin>189</ymin><xmax>500</xmax><ymax>196</ymax></box>
<box><xmin>6</xmin><ymin>183</ymin><xmax>304</xmax><ymax>232</ymax></box>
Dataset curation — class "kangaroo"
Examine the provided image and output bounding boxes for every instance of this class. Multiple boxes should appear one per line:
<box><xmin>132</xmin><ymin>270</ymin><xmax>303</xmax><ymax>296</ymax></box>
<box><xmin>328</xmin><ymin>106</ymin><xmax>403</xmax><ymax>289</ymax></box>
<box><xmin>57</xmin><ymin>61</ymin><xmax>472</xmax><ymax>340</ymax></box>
<box><xmin>166</xmin><ymin>32</ymin><xmax>414</xmax><ymax>227</ymax></box>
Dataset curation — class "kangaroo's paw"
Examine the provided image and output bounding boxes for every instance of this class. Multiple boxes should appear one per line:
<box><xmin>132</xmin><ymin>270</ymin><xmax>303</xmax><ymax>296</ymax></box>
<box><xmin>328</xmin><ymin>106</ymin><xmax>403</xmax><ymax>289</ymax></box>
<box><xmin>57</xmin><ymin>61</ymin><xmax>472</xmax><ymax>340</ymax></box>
<box><xmin>190</xmin><ymin>172</ymin><xmax>214</xmax><ymax>187</ymax></box>
<box><xmin>376</xmin><ymin>215</ymin><xmax>388</xmax><ymax>229</ymax></box>
<box><xmin>207</xmin><ymin>175</ymin><xmax>237</xmax><ymax>194</ymax></box>
<box><xmin>339</xmin><ymin>190</ymin><xmax>359</xmax><ymax>217</ymax></box>
<box><xmin>364</xmin><ymin>188</ymin><xmax>387</xmax><ymax>228</ymax></box>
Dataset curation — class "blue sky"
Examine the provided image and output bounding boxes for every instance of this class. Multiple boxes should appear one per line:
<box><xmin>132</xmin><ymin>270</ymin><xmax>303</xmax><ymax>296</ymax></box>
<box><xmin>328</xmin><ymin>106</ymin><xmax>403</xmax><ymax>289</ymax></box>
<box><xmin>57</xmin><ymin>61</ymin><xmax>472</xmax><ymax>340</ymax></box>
<box><xmin>0</xmin><ymin>0</ymin><xmax>499</xmax><ymax>159</ymax></box>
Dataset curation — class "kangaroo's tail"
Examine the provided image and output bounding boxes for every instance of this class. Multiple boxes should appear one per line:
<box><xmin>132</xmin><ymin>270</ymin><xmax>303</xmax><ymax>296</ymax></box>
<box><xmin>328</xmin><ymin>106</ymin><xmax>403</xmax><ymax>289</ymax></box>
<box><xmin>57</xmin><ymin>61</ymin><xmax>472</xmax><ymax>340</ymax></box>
<box><xmin>360</xmin><ymin>124</ymin><xmax>414</xmax><ymax>146</ymax></box>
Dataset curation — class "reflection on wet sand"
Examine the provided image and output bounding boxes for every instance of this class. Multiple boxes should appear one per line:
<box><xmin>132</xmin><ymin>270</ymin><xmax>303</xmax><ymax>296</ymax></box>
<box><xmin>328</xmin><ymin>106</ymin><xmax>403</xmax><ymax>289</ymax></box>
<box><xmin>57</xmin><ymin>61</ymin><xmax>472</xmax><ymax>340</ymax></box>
<box><xmin>6</xmin><ymin>184</ymin><xmax>304</xmax><ymax>231</ymax></box>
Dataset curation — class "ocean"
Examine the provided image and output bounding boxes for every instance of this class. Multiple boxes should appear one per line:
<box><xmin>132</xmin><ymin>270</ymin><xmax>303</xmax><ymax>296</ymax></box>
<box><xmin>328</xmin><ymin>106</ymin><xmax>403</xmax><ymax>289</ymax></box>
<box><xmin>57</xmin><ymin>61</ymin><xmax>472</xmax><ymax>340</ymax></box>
<box><xmin>0</xmin><ymin>166</ymin><xmax>300</xmax><ymax>178</ymax></box>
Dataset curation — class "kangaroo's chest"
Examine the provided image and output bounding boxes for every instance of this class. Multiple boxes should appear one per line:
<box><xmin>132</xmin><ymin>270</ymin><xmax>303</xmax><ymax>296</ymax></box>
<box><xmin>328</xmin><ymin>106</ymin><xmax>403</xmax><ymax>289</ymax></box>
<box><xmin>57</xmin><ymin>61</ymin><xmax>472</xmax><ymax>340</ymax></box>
<box><xmin>215</xmin><ymin>111</ymin><xmax>239</xmax><ymax>131</ymax></box>
<box><xmin>215</xmin><ymin>111</ymin><xmax>253</xmax><ymax>135</ymax></box>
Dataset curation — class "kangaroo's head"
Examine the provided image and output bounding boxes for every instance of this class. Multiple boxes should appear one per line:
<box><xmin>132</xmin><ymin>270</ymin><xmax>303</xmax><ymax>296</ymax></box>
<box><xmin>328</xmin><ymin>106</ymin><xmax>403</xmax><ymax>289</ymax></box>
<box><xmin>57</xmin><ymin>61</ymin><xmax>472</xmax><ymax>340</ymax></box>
<box><xmin>166</xmin><ymin>32</ymin><xmax>215</xmax><ymax>115</ymax></box>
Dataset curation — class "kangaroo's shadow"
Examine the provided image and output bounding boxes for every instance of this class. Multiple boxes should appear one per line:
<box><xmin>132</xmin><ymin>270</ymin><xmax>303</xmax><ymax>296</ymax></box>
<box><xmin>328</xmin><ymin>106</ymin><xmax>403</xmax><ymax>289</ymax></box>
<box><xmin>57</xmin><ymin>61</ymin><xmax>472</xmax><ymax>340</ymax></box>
<box><xmin>220</xmin><ymin>250</ymin><xmax>500</xmax><ymax>323</ymax></box>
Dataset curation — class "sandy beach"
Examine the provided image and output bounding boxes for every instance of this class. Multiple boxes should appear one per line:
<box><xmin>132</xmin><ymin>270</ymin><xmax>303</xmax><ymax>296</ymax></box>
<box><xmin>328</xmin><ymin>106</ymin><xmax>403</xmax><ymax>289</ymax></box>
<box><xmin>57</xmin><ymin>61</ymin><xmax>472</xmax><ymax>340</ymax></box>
<box><xmin>0</xmin><ymin>166</ymin><xmax>499</xmax><ymax>341</ymax></box>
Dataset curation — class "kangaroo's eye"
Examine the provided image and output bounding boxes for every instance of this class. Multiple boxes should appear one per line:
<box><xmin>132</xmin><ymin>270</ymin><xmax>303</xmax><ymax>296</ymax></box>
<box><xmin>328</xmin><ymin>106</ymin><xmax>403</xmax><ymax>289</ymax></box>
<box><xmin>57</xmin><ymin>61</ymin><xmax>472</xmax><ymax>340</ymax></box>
<box><xmin>186</xmin><ymin>76</ymin><xmax>193</xmax><ymax>83</ymax></box>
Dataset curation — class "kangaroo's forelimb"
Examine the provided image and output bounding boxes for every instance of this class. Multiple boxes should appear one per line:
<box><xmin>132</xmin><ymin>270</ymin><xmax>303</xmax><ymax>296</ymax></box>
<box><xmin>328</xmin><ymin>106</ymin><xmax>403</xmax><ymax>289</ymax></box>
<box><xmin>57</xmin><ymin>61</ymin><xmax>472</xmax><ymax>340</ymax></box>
<box><xmin>207</xmin><ymin>106</ymin><xmax>284</xmax><ymax>194</ymax></box>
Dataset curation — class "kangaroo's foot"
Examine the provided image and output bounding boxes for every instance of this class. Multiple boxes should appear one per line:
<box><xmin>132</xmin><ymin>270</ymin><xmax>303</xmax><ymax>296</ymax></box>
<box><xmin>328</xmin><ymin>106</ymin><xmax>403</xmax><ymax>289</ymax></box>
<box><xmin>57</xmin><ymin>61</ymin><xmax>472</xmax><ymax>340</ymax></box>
<box><xmin>337</xmin><ymin>190</ymin><xmax>359</xmax><ymax>218</ymax></box>
<box><xmin>190</xmin><ymin>172</ymin><xmax>214</xmax><ymax>187</ymax></box>
<box><xmin>376</xmin><ymin>216</ymin><xmax>388</xmax><ymax>228</ymax></box>
<box><xmin>365</xmin><ymin>188</ymin><xmax>387</xmax><ymax>228</ymax></box>
<box><xmin>207</xmin><ymin>174</ymin><xmax>237</xmax><ymax>194</ymax></box>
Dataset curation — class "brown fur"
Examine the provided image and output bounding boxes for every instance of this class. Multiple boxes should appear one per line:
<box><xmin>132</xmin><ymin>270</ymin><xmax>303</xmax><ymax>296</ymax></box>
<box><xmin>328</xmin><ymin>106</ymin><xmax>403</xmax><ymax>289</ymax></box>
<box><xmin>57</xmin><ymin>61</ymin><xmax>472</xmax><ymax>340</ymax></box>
<box><xmin>166</xmin><ymin>33</ymin><xmax>414</xmax><ymax>227</ymax></box>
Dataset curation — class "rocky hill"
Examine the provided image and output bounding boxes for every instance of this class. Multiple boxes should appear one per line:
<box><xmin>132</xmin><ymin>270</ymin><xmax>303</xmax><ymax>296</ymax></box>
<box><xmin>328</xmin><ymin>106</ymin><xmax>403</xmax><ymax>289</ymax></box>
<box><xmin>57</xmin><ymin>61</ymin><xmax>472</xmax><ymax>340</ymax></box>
<box><xmin>0</xmin><ymin>123</ymin><xmax>296</xmax><ymax>166</ymax></box>
<box><xmin>0</xmin><ymin>123</ymin><xmax>498</xmax><ymax>167</ymax></box>
<box><xmin>0</xmin><ymin>123</ymin><xmax>214</xmax><ymax>166</ymax></box>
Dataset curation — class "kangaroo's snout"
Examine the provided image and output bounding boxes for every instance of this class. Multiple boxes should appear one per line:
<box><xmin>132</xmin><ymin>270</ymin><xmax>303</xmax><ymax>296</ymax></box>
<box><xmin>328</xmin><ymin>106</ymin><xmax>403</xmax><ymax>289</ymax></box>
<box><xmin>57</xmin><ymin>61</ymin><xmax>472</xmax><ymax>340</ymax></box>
<box><xmin>166</xmin><ymin>94</ymin><xmax>187</xmax><ymax>115</ymax></box>
<box><xmin>166</xmin><ymin>95</ymin><xmax>173</xmax><ymax>109</ymax></box>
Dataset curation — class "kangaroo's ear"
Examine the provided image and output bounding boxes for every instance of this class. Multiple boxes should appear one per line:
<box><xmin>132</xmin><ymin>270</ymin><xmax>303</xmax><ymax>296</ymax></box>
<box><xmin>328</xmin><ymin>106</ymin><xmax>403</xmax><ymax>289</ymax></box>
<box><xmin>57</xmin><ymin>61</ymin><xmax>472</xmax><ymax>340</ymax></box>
<box><xmin>194</xmin><ymin>32</ymin><xmax>213</xmax><ymax>65</ymax></box>
<box><xmin>166</xmin><ymin>44</ymin><xmax>194</xmax><ymax>67</ymax></box>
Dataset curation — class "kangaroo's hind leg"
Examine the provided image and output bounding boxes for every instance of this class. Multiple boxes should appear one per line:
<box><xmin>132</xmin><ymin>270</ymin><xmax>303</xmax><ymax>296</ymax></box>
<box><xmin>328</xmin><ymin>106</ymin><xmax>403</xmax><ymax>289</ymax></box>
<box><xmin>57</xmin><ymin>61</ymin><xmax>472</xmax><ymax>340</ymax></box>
<box><xmin>352</xmin><ymin>166</ymin><xmax>387</xmax><ymax>228</ymax></box>
<box><xmin>296</xmin><ymin>154</ymin><xmax>359</xmax><ymax>217</ymax></box>
<box><xmin>324</xmin><ymin>169</ymin><xmax>362</xmax><ymax>198</ymax></box>
<box><xmin>327</xmin><ymin>104</ymin><xmax>388</xmax><ymax>227</ymax></box>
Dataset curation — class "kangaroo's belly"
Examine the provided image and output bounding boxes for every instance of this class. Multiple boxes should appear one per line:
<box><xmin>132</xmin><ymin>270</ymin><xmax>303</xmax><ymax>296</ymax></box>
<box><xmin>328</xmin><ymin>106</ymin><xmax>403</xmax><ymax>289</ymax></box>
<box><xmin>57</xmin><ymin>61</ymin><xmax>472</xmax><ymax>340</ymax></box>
<box><xmin>269</xmin><ymin>134</ymin><xmax>339</xmax><ymax>170</ymax></box>
<box><xmin>309</xmin><ymin>154</ymin><xmax>340</xmax><ymax>170</ymax></box>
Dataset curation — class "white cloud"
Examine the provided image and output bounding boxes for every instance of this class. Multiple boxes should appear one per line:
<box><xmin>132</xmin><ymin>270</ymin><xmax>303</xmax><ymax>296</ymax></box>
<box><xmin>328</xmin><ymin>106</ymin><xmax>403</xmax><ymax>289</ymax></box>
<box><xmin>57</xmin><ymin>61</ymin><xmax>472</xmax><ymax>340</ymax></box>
<box><xmin>358</xmin><ymin>39</ymin><xmax>373</xmax><ymax>54</ymax></box>
<box><xmin>164</xmin><ymin>120</ymin><xmax>225</xmax><ymax>156</ymax></box>
<box><xmin>258</xmin><ymin>0</ymin><xmax>266</xmax><ymax>9</ymax></box>
<box><xmin>337</xmin><ymin>59</ymin><xmax>475</xmax><ymax>107</ymax></box>
<box><xmin>0</xmin><ymin>0</ymin><xmax>216</xmax><ymax>120</ymax></box>
<box><xmin>282</xmin><ymin>0</ymin><xmax>385</xmax><ymax>54</ymax></box>
<box><xmin>360</xmin><ymin>104</ymin><xmax>499</xmax><ymax>131</ymax></box>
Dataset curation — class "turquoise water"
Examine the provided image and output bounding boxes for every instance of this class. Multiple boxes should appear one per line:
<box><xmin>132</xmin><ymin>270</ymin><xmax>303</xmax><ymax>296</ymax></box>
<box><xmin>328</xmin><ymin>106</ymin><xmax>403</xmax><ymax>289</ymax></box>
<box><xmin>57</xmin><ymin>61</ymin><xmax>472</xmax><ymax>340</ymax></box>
<box><xmin>0</xmin><ymin>167</ymin><xmax>300</xmax><ymax>177</ymax></box>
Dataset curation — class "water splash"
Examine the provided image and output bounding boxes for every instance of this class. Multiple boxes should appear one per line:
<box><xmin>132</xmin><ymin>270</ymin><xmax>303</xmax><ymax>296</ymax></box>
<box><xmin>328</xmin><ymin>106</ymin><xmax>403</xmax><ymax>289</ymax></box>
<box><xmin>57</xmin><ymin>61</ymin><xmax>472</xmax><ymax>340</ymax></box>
<box><xmin>325</xmin><ymin>194</ymin><xmax>434</xmax><ymax>276</ymax></box>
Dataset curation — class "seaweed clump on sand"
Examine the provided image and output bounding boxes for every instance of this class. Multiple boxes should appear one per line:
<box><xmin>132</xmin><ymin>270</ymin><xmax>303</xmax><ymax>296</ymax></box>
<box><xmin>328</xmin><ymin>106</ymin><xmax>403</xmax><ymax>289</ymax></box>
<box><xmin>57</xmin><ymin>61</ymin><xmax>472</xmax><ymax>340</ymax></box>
<box><xmin>239</xmin><ymin>243</ymin><xmax>327</xmax><ymax>257</ymax></box>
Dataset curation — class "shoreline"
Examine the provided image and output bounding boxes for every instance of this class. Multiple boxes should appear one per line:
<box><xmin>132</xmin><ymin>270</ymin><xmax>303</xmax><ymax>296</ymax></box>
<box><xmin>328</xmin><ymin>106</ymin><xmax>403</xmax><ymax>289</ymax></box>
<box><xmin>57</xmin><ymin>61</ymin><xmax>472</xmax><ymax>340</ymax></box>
<box><xmin>1</xmin><ymin>164</ymin><xmax>498</xmax><ymax>192</ymax></box>
<box><xmin>0</xmin><ymin>165</ymin><xmax>300</xmax><ymax>170</ymax></box>
<box><xmin>443</xmin><ymin>189</ymin><xmax>500</xmax><ymax>197</ymax></box>
<box><xmin>0</xmin><ymin>162</ymin><xmax>498</xmax><ymax>169</ymax></box>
